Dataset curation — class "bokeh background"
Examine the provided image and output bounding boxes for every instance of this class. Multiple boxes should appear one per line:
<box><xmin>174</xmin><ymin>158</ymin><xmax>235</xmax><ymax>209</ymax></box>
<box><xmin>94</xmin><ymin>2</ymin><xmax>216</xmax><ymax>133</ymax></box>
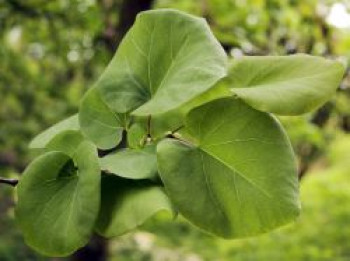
<box><xmin>1</xmin><ymin>0</ymin><xmax>350</xmax><ymax>260</ymax></box>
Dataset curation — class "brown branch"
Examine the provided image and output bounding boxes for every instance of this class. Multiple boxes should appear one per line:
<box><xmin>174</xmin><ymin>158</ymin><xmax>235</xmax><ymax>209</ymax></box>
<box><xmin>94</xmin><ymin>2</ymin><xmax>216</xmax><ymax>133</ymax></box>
<box><xmin>171</xmin><ymin>125</ymin><xmax>184</xmax><ymax>134</ymax></box>
<box><xmin>0</xmin><ymin>177</ymin><xmax>18</xmax><ymax>187</ymax></box>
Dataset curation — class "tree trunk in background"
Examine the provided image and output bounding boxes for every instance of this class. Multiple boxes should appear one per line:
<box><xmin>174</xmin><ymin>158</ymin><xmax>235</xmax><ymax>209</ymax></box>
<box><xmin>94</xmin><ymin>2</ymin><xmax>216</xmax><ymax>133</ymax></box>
<box><xmin>116</xmin><ymin>0</ymin><xmax>154</xmax><ymax>44</ymax></box>
<box><xmin>69</xmin><ymin>235</ymin><xmax>108</xmax><ymax>261</ymax></box>
<box><xmin>98</xmin><ymin>0</ymin><xmax>155</xmax><ymax>52</ymax></box>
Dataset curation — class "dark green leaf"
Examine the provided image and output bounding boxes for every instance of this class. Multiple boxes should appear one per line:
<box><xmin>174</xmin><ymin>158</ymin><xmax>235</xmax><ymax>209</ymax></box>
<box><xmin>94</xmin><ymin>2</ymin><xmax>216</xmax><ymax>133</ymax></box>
<box><xmin>95</xmin><ymin>176</ymin><xmax>173</xmax><ymax>237</ymax></box>
<box><xmin>16</xmin><ymin>141</ymin><xmax>100</xmax><ymax>256</ymax></box>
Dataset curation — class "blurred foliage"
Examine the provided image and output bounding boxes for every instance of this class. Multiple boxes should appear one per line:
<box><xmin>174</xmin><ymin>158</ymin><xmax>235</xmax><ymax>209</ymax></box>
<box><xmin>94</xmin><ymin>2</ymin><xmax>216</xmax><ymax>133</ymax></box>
<box><xmin>0</xmin><ymin>0</ymin><xmax>350</xmax><ymax>260</ymax></box>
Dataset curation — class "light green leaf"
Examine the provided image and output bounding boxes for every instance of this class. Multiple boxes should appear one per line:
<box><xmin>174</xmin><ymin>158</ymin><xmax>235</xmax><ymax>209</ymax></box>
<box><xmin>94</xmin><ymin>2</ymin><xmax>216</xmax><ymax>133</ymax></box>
<box><xmin>95</xmin><ymin>9</ymin><xmax>227</xmax><ymax>116</ymax></box>
<box><xmin>95</xmin><ymin>175</ymin><xmax>173</xmax><ymax>237</ymax></box>
<box><xmin>227</xmin><ymin>54</ymin><xmax>345</xmax><ymax>115</ymax></box>
<box><xmin>46</xmin><ymin>130</ymin><xmax>85</xmax><ymax>157</ymax></box>
<box><xmin>79</xmin><ymin>87</ymin><xmax>125</xmax><ymax>150</ymax></box>
<box><xmin>157</xmin><ymin>98</ymin><xmax>300</xmax><ymax>238</ymax></box>
<box><xmin>29</xmin><ymin>114</ymin><xmax>79</xmax><ymax>149</ymax></box>
<box><xmin>127</xmin><ymin>122</ymin><xmax>147</xmax><ymax>148</ymax></box>
<box><xmin>100</xmin><ymin>145</ymin><xmax>157</xmax><ymax>180</ymax></box>
<box><xmin>16</xmin><ymin>141</ymin><xmax>100</xmax><ymax>256</ymax></box>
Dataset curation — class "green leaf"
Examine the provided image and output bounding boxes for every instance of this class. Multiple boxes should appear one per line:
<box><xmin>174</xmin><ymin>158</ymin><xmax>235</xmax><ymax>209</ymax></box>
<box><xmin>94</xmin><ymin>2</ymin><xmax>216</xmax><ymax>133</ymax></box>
<box><xmin>29</xmin><ymin>114</ymin><xmax>79</xmax><ymax>149</ymax></box>
<box><xmin>127</xmin><ymin>122</ymin><xmax>147</xmax><ymax>148</ymax></box>
<box><xmin>79</xmin><ymin>87</ymin><xmax>125</xmax><ymax>150</ymax></box>
<box><xmin>95</xmin><ymin>9</ymin><xmax>227</xmax><ymax>116</ymax></box>
<box><xmin>95</xmin><ymin>175</ymin><xmax>173</xmax><ymax>237</ymax></box>
<box><xmin>226</xmin><ymin>54</ymin><xmax>345</xmax><ymax>115</ymax></box>
<box><xmin>157</xmin><ymin>98</ymin><xmax>300</xmax><ymax>238</ymax></box>
<box><xmin>100</xmin><ymin>145</ymin><xmax>158</xmax><ymax>180</ymax></box>
<box><xmin>16</xmin><ymin>141</ymin><xmax>100</xmax><ymax>256</ymax></box>
<box><xmin>150</xmin><ymin>83</ymin><xmax>231</xmax><ymax>138</ymax></box>
<box><xmin>46</xmin><ymin>130</ymin><xmax>85</xmax><ymax>157</ymax></box>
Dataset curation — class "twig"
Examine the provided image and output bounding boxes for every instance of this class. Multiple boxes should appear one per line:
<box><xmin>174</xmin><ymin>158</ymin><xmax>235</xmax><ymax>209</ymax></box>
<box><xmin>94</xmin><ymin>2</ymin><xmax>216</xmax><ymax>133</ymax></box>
<box><xmin>147</xmin><ymin>115</ymin><xmax>152</xmax><ymax>139</ymax></box>
<box><xmin>0</xmin><ymin>177</ymin><xmax>18</xmax><ymax>187</ymax></box>
<box><xmin>171</xmin><ymin>125</ymin><xmax>184</xmax><ymax>134</ymax></box>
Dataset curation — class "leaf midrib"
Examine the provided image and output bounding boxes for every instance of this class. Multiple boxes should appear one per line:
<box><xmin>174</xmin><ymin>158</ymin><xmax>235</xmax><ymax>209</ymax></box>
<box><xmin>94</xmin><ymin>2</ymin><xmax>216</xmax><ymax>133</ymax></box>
<box><xmin>232</xmin><ymin>69</ymin><xmax>339</xmax><ymax>91</ymax></box>
<box><xmin>145</xmin><ymin>19</ymin><xmax>190</xmax><ymax>97</ymax></box>
<box><xmin>199</xmin><ymin>147</ymin><xmax>272</xmax><ymax>198</ymax></box>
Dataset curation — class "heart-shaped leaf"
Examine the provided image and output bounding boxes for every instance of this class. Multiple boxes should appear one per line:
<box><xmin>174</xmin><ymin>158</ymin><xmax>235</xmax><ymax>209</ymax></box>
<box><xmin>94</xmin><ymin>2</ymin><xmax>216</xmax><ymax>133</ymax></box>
<box><xmin>100</xmin><ymin>145</ymin><xmax>158</xmax><ymax>180</ymax></box>
<box><xmin>79</xmin><ymin>87</ymin><xmax>125</xmax><ymax>149</ymax></box>
<box><xmin>95</xmin><ymin>9</ymin><xmax>227</xmax><ymax>116</ymax></box>
<box><xmin>226</xmin><ymin>54</ymin><xmax>345</xmax><ymax>115</ymax></box>
<box><xmin>157</xmin><ymin>98</ymin><xmax>300</xmax><ymax>238</ymax></box>
<box><xmin>29</xmin><ymin>114</ymin><xmax>79</xmax><ymax>149</ymax></box>
<box><xmin>16</xmin><ymin>141</ymin><xmax>100</xmax><ymax>256</ymax></box>
<box><xmin>95</xmin><ymin>175</ymin><xmax>173</xmax><ymax>237</ymax></box>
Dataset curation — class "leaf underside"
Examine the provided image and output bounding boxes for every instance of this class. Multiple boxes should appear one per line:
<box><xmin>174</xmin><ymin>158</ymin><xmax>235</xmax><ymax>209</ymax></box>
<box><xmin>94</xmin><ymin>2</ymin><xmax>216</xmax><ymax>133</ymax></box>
<box><xmin>95</xmin><ymin>175</ymin><xmax>173</xmax><ymax>238</ymax></box>
<box><xmin>227</xmin><ymin>54</ymin><xmax>345</xmax><ymax>115</ymax></box>
<box><xmin>99</xmin><ymin>145</ymin><xmax>158</xmax><ymax>180</ymax></box>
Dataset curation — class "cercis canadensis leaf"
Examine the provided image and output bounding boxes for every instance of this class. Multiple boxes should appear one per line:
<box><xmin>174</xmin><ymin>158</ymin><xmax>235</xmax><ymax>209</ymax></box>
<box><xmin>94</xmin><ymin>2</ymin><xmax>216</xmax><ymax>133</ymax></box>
<box><xmin>95</xmin><ymin>175</ymin><xmax>173</xmax><ymax>238</ymax></box>
<box><xmin>93</xmin><ymin>9</ymin><xmax>227</xmax><ymax>116</ymax></box>
<box><xmin>226</xmin><ymin>54</ymin><xmax>345</xmax><ymax>115</ymax></box>
<box><xmin>15</xmin><ymin>141</ymin><xmax>100</xmax><ymax>256</ymax></box>
<box><xmin>79</xmin><ymin>87</ymin><xmax>125</xmax><ymax>149</ymax></box>
<box><xmin>46</xmin><ymin>130</ymin><xmax>85</xmax><ymax>157</ymax></box>
<box><xmin>157</xmin><ymin>98</ymin><xmax>300</xmax><ymax>238</ymax></box>
<box><xmin>100</xmin><ymin>145</ymin><xmax>158</xmax><ymax>180</ymax></box>
<box><xmin>29</xmin><ymin>114</ymin><xmax>79</xmax><ymax>149</ymax></box>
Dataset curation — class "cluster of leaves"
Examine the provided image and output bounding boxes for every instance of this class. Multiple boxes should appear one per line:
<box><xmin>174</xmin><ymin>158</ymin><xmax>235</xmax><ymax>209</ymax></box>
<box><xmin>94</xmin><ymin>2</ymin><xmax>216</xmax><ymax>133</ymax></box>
<box><xmin>15</xmin><ymin>9</ymin><xmax>344</xmax><ymax>257</ymax></box>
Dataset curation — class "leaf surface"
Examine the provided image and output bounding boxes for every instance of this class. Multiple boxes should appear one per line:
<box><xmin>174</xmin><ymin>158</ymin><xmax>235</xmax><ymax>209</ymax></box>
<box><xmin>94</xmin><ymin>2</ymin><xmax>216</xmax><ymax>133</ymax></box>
<box><xmin>157</xmin><ymin>98</ymin><xmax>300</xmax><ymax>238</ymax></box>
<box><xmin>100</xmin><ymin>145</ymin><xmax>158</xmax><ymax>180</ymax></box>
<box><xmin>46</xmin><ymin>130</ymin><xmax>85</xmax><ymax>157</ymax></box>
<box><xmin>227</xmin><ymin>55</ymin><xmax>345</xmax><ymax>115</ymax></box>
<box><xmin>29</xmin><ymin>114</ymin><xmax>79</xmax><ymax>149</ymax></box>
<box><xmin>79</xmin><ymin>87</ymin><xmax>125</xmax><ymax>149</ymax></box>
<box><xmin>95</xmin><ymin>175</ymin><xmax>172</xmax><ymax>237</ymax></box>
<box><xmin>95</xmin><ymin>9</ymin><xmax>227</xmax><ymax>116</ymax></box>
<box><xmin>127</xmin><ymin>122</ymin><xmax>147</xmax><ymax>148</ymax></box>
<box><xmin>16</xmin><ymin>141</ymin><xmax>100</xmax><ymax>256</ymax></box>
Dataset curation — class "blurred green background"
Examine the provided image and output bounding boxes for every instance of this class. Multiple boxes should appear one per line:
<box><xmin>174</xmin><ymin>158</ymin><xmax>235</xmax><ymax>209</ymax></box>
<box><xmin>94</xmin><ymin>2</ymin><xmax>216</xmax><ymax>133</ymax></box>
<box><xmin>1</xmin><ymin>0</ymin><xmax>350</xmax><ymax>260</ymax></box>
